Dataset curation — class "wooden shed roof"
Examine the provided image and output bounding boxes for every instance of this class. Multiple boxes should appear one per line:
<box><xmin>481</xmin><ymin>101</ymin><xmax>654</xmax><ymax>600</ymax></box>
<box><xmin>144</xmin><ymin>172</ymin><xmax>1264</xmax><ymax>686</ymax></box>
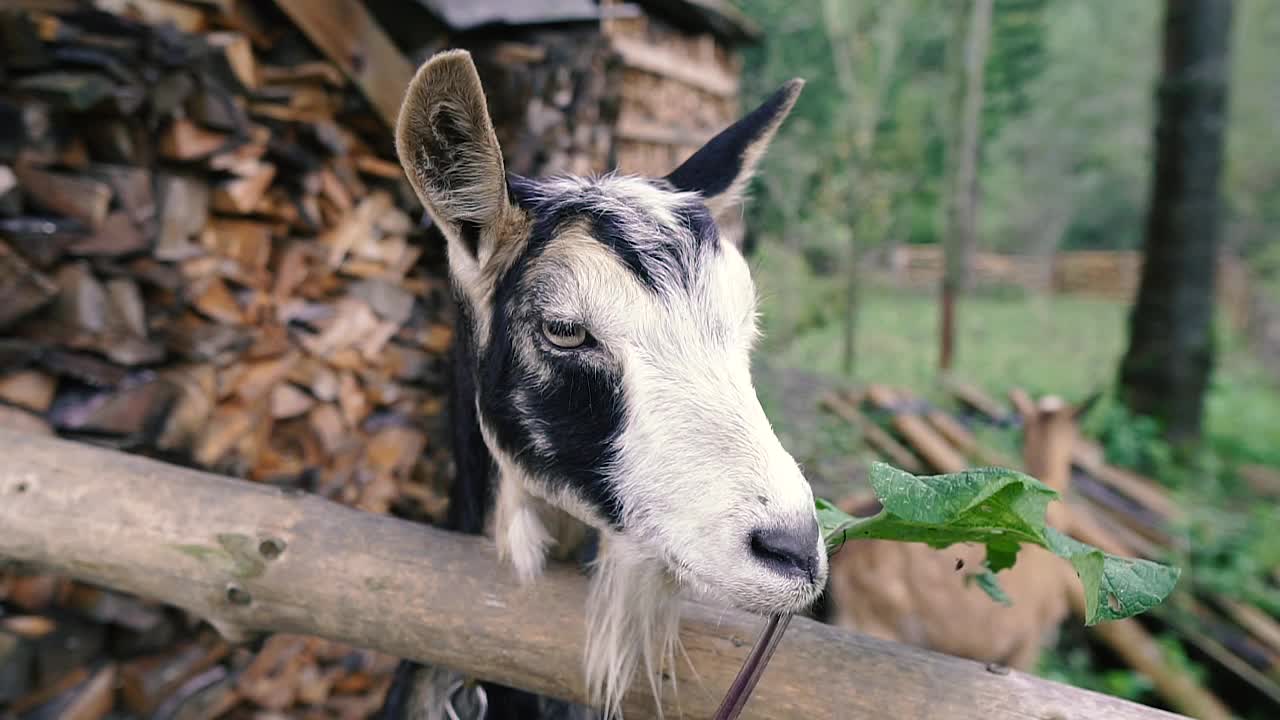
<box><xmin>416</xmin><ymin>0</ymin><xmax>760</xmax><ymax>44</ymax></box>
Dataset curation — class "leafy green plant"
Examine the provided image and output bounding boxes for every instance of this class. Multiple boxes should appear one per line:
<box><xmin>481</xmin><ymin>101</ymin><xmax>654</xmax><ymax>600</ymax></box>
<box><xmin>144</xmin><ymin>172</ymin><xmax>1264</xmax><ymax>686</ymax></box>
<box><xmin>715</xmin><ymin>461</ymin><xmax>1182</xmax><ymax>719</ymax></box>
<box><xmin>1081</xmin><ymin>393</ymin><xmax>1172</xmax><ymax>477</ymax></box>
<box><xmin>1080</xmin><ymin>388</ymin><xmax>1280</xmax><ymax>615</ymax></box>
<box><xmin>1182</xmin><ymin>501</ymin><xmax>1280</xmax><ymax>616</ymax></box>
<box><xmin>1037</xmin><ymin>634</ymin><xmax>1155</xmax><ymax>702</ymax></box>
<box><xmin>817</xmin><ymin>462</ymin><xmax>1181</xmax><ymax>623</ymax></box>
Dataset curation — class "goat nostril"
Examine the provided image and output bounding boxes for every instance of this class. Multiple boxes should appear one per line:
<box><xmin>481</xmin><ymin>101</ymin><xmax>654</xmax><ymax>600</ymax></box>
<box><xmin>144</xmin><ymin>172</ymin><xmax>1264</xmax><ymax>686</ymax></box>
<box><xmin>749</xmin><ymin>522</ymin><xmax>820</xmax><ymax>582</ymax></box>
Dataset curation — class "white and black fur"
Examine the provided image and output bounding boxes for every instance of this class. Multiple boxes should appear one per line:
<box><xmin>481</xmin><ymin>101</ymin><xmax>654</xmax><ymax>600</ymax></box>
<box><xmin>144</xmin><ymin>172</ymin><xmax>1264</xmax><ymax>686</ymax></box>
<box><xmin>380</xmin><ymin>50</ymin><xmax>823</xmax><ymax>720</ymax></box>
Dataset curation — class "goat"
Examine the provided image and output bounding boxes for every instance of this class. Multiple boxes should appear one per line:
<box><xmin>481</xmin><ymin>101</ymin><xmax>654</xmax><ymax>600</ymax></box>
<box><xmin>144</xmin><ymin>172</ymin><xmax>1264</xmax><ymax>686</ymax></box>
<box><xmin>821</xmin><ymin>498</ymin><xmax>1075</xmax><ymax>672</ymax></box>
<box><xmin>378</xmin><ymin>50</ymin><xmax>825</xmax><ymax>719</ymax></box>
<box><xmin>820</xmin><ymin>395</ymin><xmax>1086</xmax><ymax>673</ymax></box>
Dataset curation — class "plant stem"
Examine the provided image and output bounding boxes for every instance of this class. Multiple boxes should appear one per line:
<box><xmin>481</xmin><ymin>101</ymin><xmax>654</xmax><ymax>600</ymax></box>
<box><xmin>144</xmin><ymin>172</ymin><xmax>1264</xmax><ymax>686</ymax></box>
<box><xmin>711</xmin><ymin>613</ymin><xmax>793</xmax><ymax>720</ymax></box>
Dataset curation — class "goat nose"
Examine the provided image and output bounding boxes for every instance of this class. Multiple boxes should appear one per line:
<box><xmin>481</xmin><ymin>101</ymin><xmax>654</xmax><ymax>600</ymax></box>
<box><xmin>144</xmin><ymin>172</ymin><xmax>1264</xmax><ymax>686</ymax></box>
<box><xmin>749</xmin><ymin>520</ymin><xmax>821</xmax><ymax>582</ymax></box>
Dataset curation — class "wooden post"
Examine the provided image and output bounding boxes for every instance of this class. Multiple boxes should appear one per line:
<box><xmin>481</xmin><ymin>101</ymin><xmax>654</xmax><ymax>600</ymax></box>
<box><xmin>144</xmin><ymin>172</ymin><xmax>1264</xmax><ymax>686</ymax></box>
<box><xmin>0</xmin><ymin>428</ymin><xmax>1189</xmax><ymax>720</ymax></box>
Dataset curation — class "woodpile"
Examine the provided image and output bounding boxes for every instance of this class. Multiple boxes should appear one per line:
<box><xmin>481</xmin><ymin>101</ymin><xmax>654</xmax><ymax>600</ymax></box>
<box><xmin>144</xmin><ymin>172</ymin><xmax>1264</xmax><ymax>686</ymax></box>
<box><xmin>0</xmin><ymin>576</ymin><xmax>400</xmax><ymax>720</ymax></box>
<box><xmin>605</xmin><ymin>13</ymin><xmax>746</xmax><ymax>247</ymax></box>
<box><xmin>609</xmin><ymin>22</ymin><xmax>740</xmax><ymax>177</ymax></box>
<box><xmin>0</xmin><ymin>1</ymin><xmax>454</xmax><ymax>716</ymax></box>
<box><xmin>471</xmin><ymin>32</ymin><xmax>620</xmax><ymax>180</ymax></box>
<box><xmin>821</xmin><ymin>379</ymin><xmax>1280</xmax><ymax>720</ymax></box>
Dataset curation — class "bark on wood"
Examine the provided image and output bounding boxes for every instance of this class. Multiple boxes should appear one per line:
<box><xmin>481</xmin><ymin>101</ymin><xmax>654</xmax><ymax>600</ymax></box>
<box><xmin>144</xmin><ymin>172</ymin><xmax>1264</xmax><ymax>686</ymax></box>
<box><xmin>941</xmin><ymin>374</ymin><xmax>1014</xmax><ymax>423</ymax></box>
<box><xmin>924</xmin><ymin>406</ymin><xmax>1019</xmax><ymax>469</ymax></box>
<box><xmin>0</xmin><ymin>428</ymin><xmax>1190</xmax><ymax>720</ymax></box>
<box><xmin>865</xmin><ymin>384</ymin><xmax>968</xmax><ymax>473</ymax></box>
<box><xmin>269</xmin><ymin>0</ymin><xmax>415</xmax><ymax>128</ymax></box>
<box><xmin>819</xmin><ymin>390</ymin><xmax>924</xmax><ymax>473</ymax></box>
<box><xmin>1071</xmin><ymin>441</ymin><xmax>1182</xmax><ymax>521</ymax></box>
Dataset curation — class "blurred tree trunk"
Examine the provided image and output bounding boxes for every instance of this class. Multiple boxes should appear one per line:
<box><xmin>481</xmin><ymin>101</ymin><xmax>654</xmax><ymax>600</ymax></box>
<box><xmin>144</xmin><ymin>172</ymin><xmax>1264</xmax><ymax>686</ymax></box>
<box><xmin>940</xmin><ymin>0</ymin><xmax>993</xmax><ymax>372</ymax></box>
<box><xmin>1118</xmin><ymin>0</ymin><xmax>1234</xmax><ymax>445</ymax></box>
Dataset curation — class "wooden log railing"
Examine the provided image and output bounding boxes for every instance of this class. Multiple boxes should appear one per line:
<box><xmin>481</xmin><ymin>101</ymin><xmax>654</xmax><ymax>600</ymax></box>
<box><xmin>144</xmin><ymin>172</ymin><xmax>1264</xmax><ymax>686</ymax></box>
<box><xmin>0</xmin><ymin>428</ymin><xmax>1188</xmax><ymax>719</ymax></box>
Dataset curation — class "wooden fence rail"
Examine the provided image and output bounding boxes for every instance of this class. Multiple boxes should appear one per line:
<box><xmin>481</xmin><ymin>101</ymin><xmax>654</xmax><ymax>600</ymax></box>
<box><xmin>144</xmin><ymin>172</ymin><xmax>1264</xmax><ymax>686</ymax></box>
<box><xmin>0</xmin><ymin>428</ymin><xmax>1188</xmax><ymax>719</ymax></box>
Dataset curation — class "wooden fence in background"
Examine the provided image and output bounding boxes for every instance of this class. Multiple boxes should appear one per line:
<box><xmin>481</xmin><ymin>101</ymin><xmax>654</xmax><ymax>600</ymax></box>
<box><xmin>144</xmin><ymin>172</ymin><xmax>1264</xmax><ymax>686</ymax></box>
<box><xmin>878</xmin><ymin>246</ymin><xmax>1257</xmax><ymax>329</ymax></box>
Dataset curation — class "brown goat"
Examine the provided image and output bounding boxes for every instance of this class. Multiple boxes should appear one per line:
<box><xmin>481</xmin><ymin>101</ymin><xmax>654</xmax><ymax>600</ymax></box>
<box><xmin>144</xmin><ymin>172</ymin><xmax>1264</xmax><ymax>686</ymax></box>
<box><xmin>823</xmin><ymin>396</ymin><xmax>1084</xmax><ymax>671</ymax></box>
<box><xmin>826</xmin><ymin>517</ymin><xmax>1076</xmax><ymax>671</ymax></box>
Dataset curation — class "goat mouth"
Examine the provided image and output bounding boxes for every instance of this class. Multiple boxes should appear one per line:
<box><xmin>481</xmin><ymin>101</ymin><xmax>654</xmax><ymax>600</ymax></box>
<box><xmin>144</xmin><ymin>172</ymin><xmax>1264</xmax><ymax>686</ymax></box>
<box><xmin>664</xmin><ymin>552</ymin><xmax>825</xmax><ymax>616</ymax></box>
<box><xmin>749</xmin><ymin>579</ymin><xmax>826</xmax><ymax>614</ymax></box>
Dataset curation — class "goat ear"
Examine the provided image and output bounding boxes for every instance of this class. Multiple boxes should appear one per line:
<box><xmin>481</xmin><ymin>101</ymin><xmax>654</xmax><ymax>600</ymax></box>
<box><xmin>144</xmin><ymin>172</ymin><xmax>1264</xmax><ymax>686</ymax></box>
<box><xmin>396</xmin><ymin>49</ymin><xmax>513</xmax><ymax>260</ymax></box>
<box><xmin>664</xmin><ymin>79</ymin><xmax>804</xmax><ymax>218</ymax></box>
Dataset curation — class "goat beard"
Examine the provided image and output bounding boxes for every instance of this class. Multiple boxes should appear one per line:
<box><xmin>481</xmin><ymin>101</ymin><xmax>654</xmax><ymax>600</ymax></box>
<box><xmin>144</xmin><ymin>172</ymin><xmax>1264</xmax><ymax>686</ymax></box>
<box><xmin>488</xmin><ymin>468</ymin><xmax>691</xmax><ymax>719</ymax></box>
<box><xmin>584</xmin><ymin>538</ymin><xmax>686</xmax><ymax>720</ymax></box>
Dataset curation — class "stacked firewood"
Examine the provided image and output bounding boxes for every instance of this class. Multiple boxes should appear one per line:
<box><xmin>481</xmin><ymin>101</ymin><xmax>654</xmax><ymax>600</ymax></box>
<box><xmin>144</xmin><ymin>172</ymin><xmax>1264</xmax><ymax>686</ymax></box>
<box><xmin>1</xmin><ymin>1</ymin><xmax>455</xmax><ymax>716</ymax></box>
<box><xmin>0</xmin><ymin>573</ymin><xmax>402</xmax><ymax>719</ymax></box>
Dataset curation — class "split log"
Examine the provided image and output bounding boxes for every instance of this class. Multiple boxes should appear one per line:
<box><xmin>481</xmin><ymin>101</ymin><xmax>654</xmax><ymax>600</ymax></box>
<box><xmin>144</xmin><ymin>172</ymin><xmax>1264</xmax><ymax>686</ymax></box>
<box><xmin>0</xmin><ymin>428</ymin><xmax>1188</xmax><ymax>720</ymax></box>
<box><xmin>818</xmin><ymin>390</ymin><xmax>923</xmax><ymax>473</ymax></box>
<box><xmin>118</xmin><ymin>636</ymin><xmax>229</xmax><ymax>714</ymax></box>
<box><xmin>1218</xmin><ymin>598</ymin><xmax>1280</xmax><ymax>658</ymax></box>
<box><xmin>1071</xmin><ymin>441</ymin><xmax>1182</xmax><ymax>521</ymax></box>
<box><xmin>13</xmin><ymin>162</ymin><xmax>112</xmax><ymax>228</ymax></box>
<box><xmin>864</xmin><ymin>384</ymin><xmax>968</xmax><ymax>473</ymax></box>
<box><xmin>0</xmin><ymin>241</ymin><xmax>58</xmax><ymax>329</ymax></box>
<box><xmin>269</xmin><ymin>0</ymin><xmax>414</xmax><ymax>128</ymax></box>
<box><xmin>31</xmin><ymin>663</ymin><xmax>116</xmax><ymax>720</ymax></box>
<box><xmin>941</xmin><ymin>374</ymin><xmax>1013</xmax><ymax>424</ymax></box>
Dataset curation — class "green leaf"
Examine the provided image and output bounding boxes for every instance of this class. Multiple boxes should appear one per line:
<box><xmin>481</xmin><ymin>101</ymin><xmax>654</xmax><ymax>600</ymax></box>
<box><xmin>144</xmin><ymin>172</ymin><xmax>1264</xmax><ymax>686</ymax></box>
<box><xmin>969</xmin><ymin>568</ymin><xmax>1012</xmax><ymax>606</ymax></box>
<box><xmin>817</xmin><ymin>462</ymin><xmax>1181</xmax><ymax>625</ymax></box>
<box><xmin>985</xmin><ymin>545</ymin><xmax>1019</xmax><ymax>574</ymax></box>
<box><xmin>1043</xmin><ymin>527</ymin><xmax>1181</xmax><ymax>625</ymax></box>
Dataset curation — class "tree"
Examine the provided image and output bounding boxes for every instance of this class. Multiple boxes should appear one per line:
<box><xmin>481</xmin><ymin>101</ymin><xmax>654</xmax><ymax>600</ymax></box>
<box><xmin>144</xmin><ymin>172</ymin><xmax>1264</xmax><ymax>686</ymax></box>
<box><xmin>1224</xmin><ymin>0</ymin><xmax>1280</xmax><ymax>259</ymax></box>
<box><xmin>820</xmin><ymin>0</ymin><xmax>911</xmax><ymax>375</ymax></box>
<box><xmin>1118</xmin><ymin>0</ymin><xmax>1235</xmax><ymax>445</ymax></box>
<box><xmin>939</xmin><ymin>0</ymin><xmax>993</xmax><ymax>372</ymax></box>
<box><xmin>980</xmin><ymin>1</ymin><xmax>1159</xmax><ymax>285</ymax></box>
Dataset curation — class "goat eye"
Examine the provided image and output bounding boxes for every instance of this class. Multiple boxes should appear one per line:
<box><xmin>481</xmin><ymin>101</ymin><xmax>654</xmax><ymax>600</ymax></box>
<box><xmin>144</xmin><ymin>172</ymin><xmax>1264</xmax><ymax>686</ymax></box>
<box><xmin>542</xmin><ymin>320</ymin><xmax>588</xmax><ymax>349</ymax></box>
